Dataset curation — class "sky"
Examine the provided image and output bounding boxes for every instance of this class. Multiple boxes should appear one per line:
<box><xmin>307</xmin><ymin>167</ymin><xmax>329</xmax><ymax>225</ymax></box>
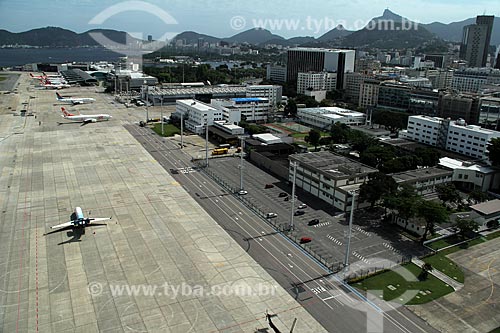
<box><xmin>0</xmin><ymin>0</ymin><xmax>499</xmax><ymax>39</ymax></box>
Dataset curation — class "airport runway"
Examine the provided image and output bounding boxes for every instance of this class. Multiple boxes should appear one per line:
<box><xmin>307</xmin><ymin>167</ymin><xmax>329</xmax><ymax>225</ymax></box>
<box><xmin>127</xmin><ymin>124</ymin><xmax>439</xmax><ymax>333</ymax></box>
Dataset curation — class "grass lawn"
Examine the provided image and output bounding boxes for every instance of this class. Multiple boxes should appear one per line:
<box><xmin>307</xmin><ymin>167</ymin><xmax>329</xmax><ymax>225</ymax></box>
<box><xmin>428</xmin><ymin>234</ymin><xmax>484</xmax><ymax>251</ymax></box>
<box><xmin>423</xmin><ymin>254</ymin><xmax>464</xmax><ymax>283</ymax></box>
<box><xmin>0</xmin><ymin>76</ymin><xmax>7</xmax><ymax>82</ymax></box>
<box><xmin>485</xmin><ymin>230</ymin><xmax>500</xmax><ymax>241</ymax></box>
<box><xmin>152</xmin><ymin>123</ymin><xmax>180</xmax><ymax>137</ymax></box>
<box><xmin>351</xmin><ymin>263</ymin><xmax>454</xmax><ymax>305</ymax></box>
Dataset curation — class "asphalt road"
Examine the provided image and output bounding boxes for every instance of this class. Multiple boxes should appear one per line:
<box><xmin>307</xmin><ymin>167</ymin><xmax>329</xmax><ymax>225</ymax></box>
<box><xmin>126</xmin><ymin>125</ymin><xmax>438</xmax><ymax>333</ymax></box>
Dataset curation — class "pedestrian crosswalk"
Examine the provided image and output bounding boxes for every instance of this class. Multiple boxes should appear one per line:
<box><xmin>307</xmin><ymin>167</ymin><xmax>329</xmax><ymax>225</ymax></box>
<box><xmin>327</xmin><ymin>234</ymin><xmax>343</xmax><ymax>246</ymax></box>
<box><xmin>313</xmin><ymin>221</ymin><xmax>331</xmax><ymax>228</ymax></box>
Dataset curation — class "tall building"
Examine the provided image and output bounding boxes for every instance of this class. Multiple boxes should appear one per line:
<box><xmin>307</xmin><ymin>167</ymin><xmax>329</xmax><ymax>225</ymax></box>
<box><xmin>460</xmin><ymin>15</ymin><xmax>494</xmax><ymax>67</ymax></box>
<box><xmin>286</xmin><ymin>48</ymin><xmax>355</xmax><ymax>89</ymax></box>
<box><xmin>438</xmin><ymin>92</ymin><xmax>481</xmax><ymax>125</ymax></box>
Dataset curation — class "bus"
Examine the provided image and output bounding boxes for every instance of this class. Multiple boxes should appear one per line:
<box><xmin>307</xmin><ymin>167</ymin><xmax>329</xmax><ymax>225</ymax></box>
<box><xmin>212</xmin><ymin>148</ymin><xmax>229</xmax><ymax>155</ymax></box>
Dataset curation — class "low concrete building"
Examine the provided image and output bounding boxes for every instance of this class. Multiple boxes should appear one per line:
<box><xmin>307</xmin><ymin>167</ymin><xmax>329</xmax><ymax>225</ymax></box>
<box><xmin>390</xmin><ymin>167</ymin><xmax>453</xmax><ymax>195</ymax></box>
<box><xmin>469</xmin><ymin>199</ymin><xmax>500</xmax><ymax>228</ymax></box>
<box><xmin>438</xmin><ymin>157</ymin><xmax>500</xmax><ymax>192</ymax></box>
<box><xmin>289</xmin><ymin>151</ymin><xmax>378</xmax><ymax>212</ymax></box>
<box><xmin>174</xmin><ymin>99</ymin><xmax>222</xmax><ymax>135</ymax></box>
<box><xmin>297</xmin><ymin>106</ymin><xmax>366</xmax><ymax>130</ymax></box>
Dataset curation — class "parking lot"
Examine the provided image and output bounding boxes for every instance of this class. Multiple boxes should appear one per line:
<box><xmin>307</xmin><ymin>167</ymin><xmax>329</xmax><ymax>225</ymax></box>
<box><xmin>206</xmin><ymin>156</ymin><xmax>428</xmax><ymax>270</ymax></box>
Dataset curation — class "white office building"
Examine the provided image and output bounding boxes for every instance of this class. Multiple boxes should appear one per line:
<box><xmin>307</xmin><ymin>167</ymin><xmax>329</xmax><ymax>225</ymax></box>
<box><xmin>246</xmin><ymin>85</ymin><xmax>282</xmax><ymax>107</ymax></box>
<box><xmin>297</xmin><ymin>107</ymin><xmax>366</xmax><ymax>130</ymax></box>
<box><xmin>451</xmin><ymin>68</ymin><xmax>500</xmax><ymax>93</ymax></box>
<box><xmin>438</xmin><ymin>157</ymin><xmax>500</xmax><ymax>192</ymax></box>
<box><xmin>175</xmin><ymin>99</ymin><xmax>222</xmax><ymax>134</ymax></box>
<box><xmin>211</xmin><ymin>97</ymin><xmax>270</xmax><ymax>123</ymax></box>
<box><xmin>297</xmin><ymin>72</ymin><xmax>337</xmax><ymax>94</ymax></box>
<box><xmin>402</xmin><ymin>115</ymin><xmax>500</xmax><ymax>160</ymax></box>
<box><xmin>266</xmin><ymin>64</ymin><xmax>287</xmax><ymax>83</ymax></box>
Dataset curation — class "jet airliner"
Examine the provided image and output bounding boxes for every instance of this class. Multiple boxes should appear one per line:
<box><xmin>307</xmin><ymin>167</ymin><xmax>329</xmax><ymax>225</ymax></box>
<box><xmin>56</xmin><ymin>92</ymin><xmax>95</xmax><ymax>105</ymax></box>
<box><xmin>60</xmin><ymin>107</ymin><xmax>112</xmax><ymax>124</ymax></box>
<box><xmin>51</xmin><ymin>207</ymin><xmax>112</xmax><ymax>229</ymax></box>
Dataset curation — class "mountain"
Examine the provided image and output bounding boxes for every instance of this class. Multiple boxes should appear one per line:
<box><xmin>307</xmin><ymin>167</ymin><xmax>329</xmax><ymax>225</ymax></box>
<box><xmin>172</xmin><ymin>31</ymin><xmax>221</xmax><ymax>45</ymax></box>
<box><xmin>0</xmin><ymin>27</ymin><xmax>142</xmax><ymax>47</ymax></box>
<box><xmin>318</xmin><ymin>25</ymin><xmax>353</xmax><ymax>42</ymax></box>
<box><xmin>341</xmin><ymin>9</ymin><xmax>441</xmax><ymax>49</ymax></box>
<box><xmin>262</xmin><ymin>36</ymin><xmax>316</xmax><ymax>46</ymax></box>
<box><xmin>224</xmin><ymin>28</ymin><xmax>284</xmax><ymax>45</ymax></box>
<box><xmin>423</xmin><ymin>17</ymin><xmax>500</xmax><ymax>45</ymax></box>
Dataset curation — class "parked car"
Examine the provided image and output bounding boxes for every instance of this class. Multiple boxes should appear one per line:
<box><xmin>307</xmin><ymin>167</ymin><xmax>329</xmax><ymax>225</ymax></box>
<box><xmin>265</xmin><ymin>184</ymin><xmax>274</xmax><ymax>189</ymax></box>
<box><xmin>284</xmin><ymin>197</ymin><xmax>289</xmax><ymax>201</ymax></box>
<box><xmin>294</xmin><ymin>211</ymin><xmax>305</xmax><ymax>216</ymax></box>
<box><xmin>278</xmin><ymin>192</ymin><xmax>288</xmax><ymax>197</ymax></box>
<box><xmin>266</xmin><ymin>212</ymin><xmax>278</xmax><ymax>219</ymax></box>
<box><xmin>308</xmin><ymin>219</ymin><xmax>320</xmax><ymax>226</ymax></box>
<box><xmin>238</xmin><ymin>190</ymin><xmax>248</xmax><ymax>195</ymax></box>
<box><xmin>298</xmin><ymin>204</ymin><xmax>307</xmax><ymax>209</ymax></box>
<box><xmin>300</xmin><ymin>237</ymin><xmax>312</xmax><ymax>244</ymax></box>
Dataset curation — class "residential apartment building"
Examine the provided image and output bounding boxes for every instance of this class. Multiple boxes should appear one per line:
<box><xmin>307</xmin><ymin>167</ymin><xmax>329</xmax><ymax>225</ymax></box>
<box><xmin>266</xmin><ymin>64</ymin><xmax>287</xmax><ymax>83</ymax></box>
<box><xmin>345</xmin><ymin>72</ymin><xmax>366</xmax><ymax>103</ymax></box>
<box><xmin>297</xmin><ymin>107</ymin><xmax>366</xmax><ymax>129</ymax></box>
<box><xmin>289</xmin><ymin>152</ymin><xmax>378</xmax><ymax>212</ymax></box>
<box><xmin>175</xmin><ymin>99</ymin><xmax>223</xmax><ymax>134</ymax></box>
<box><xmin>296</xmin><ymin>72</ymin><xmax>337</xmax><ymax>94</ymax></box>
<box><xmin>401</xmin><ymin>115</ymin><xmax>500</xmax><ymax>160</ymax></box>
<box><xmin>358</xmin><ymin>78</ymin><xmax>380</xmax><ymax>108</ymax></box>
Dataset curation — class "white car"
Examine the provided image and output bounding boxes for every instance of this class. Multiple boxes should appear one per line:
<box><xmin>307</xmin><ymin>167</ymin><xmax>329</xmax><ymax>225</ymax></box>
<box><xmin>266</xmin><ymin>213</ymin><xmax>278</xmax><ymax>219</ymax></box>
<box><xmin>238</xmin><ymin>190</ymin><xmax>248</xmax><ymax>195</ymax></box>
<box><xmin>298</xmin><ymin>204</ymin><xmax>307</xmax><ymax>209</ymax></box>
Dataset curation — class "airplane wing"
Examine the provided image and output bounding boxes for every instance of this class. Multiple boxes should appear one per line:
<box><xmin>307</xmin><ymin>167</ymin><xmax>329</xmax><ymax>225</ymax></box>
<box><xmin>51</xmin><ymin>221</ymin><xmax>74</xmax><ymax>229</ymax></box>
<box><xmin>83</xmin><ymin>118</ymin><xmax>97</xmax><ymax>124</ymax></box>
<box><xmin>89</xmin><ymin>217</ymin><xmax>112</xmax><ymax>223</ymax></box>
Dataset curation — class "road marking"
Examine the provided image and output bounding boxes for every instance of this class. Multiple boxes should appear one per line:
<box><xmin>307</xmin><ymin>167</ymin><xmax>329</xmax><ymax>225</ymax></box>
<box><xmin>352</xmin><ymin>251</ymin><xmax>369</xmax><ymax>264</ymax></box>
<box><xmin>322</xmin><ymin>294</ymin><xmax>341</xmax><ymax>301</ymax></box>
<box><xmin>327</xmin><ymin>234</ymin><xmax>343</xmax><ymax>246</ymax></box>
<box><xmin>311</xmin><ymin>286</ymin><xmax>327</xmax><ymax>295</ymax></box>
<box><xmin>383</xmin><ymin>242</ymin><xmax>402</xmax><ymax>254</ymax></box>
<box><xmin>314</xmin><ymin>222</ymin><xmax>331</xmax><ymax>228</ymax></box>
<box><xmin>354</xmin><ymin>226</ymin><xmax>371</xmax><ymax>236</ymax></box>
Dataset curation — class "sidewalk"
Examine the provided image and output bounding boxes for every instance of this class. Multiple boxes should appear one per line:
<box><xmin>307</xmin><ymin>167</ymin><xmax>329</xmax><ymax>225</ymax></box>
<box><xmin>411</xmin><ymin>257</ymin><xmax>464</xmax><ymax>291</ymax></box>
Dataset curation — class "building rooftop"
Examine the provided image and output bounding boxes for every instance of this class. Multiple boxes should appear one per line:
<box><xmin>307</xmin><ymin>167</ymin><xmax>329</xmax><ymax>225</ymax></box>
<box><xmin>438</xmin><ymin>157</ymin><xmax>495</xmax><ymax>174</ymax></box>
<box><xmin>149</xmin><ymin>85</ymin><xmax>247</xmax><ymax>96</ymax></box>
<box><xmin>470</xmin><ymin>199</ymin><xmax>500</xmax><ymax>216</ymax></box>
<box><xmin>289</xmin><ymin>47</ymin><xmax>354</xmax><ymax>53</ymax></box>
<box><xmin>390</xmin><ymin>167</ymin><xmax>453</xmax><ymax>183</ymax></box>
<box><xmin>177</xmin><ymin>99</ymin><xmax>218</xmax><ymax>112</ymax></box>
<box><xmin>299</xmin><ymin>106</ymin><xmax>365</xmax><ymax>118</ymax></box>
<box><xmin>232</xmin><ymin>97</ymin><xmax>267</xmax><ymax>103</ymax></box>
<box><xmin>290</xmin><ymin>151</ymin><xmax>377</xmax><ymax>178</ymax></box>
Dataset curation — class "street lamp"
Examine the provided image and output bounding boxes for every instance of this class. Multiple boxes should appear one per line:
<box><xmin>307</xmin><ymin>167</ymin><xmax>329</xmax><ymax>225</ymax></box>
<box><xmin>238</xmin><ymin>136</ymin><xmax>248</xmax><ymax>191</ymax></box>
<box><xmin>289</xmin><ymin>161</ymin><xmax>298</xmax><ymax>231</ymax></box>
<box><xmin>143</xmin><ymin>79</ymin><xmax>149</xmax><ymax>123</ymax></box>
<box><xmin>160</xmin><ymin>93</ymin><xmax>164</xmax><ymax>136</ymax></box>
<box><xmin>204</xmin><ymin>115</ymin><xmax>209</xmax><ymax>167</ymax></box>
<box><xmin>344</xmin><ymin>190</ymin><xmax>357</xmax><ymax>268</ymax></box>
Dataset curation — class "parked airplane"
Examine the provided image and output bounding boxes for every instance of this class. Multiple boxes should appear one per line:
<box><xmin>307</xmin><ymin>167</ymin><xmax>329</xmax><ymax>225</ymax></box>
<box><xmin>39</xmin><ymin>80</ymin><xmax>70</xmax><ymax>90</ymax></box>
<box><xmin>56</xmin><ymin>92</ymin><xmax>95</xmax><ymax>105</ymax></box>
<box><xmin>30</xmin><ymin>73</ymin><xmax>44</xmax><ymax>79</ymax></box>
<box><xmin>60</xmin><ymin>107</ymin><xmax>112</xmax><ymax>124</ymax></box>
<box><xmin>51</xmin><ymin>207</ymin><xmax>112</xmax><ymax>229</ymax></box>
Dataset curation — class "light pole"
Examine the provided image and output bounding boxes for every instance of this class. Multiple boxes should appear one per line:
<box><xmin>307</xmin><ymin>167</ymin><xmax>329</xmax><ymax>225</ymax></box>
<box><xmin>180</xmin><ymin>112</ymin><xmax>184</xmax><ymax>148</ymax></box>
<box><xmin>289</xmin><ymin>161</ymin><xmax>297</xmax><ymax>231</ymax></box>
<box><xmin>238</xmin><ymin>136</ymin><xmax>247</xmax><ymax>191</ymax></box>
<box><xmin>205</xmin><ymin>116</ymin><xmax>209</xmax><ymax>167</ymax></box>
<box><xmin>144</xmin><ymin>79</ymin><xmax>149</xmax><ymax>123</ymax></box>
<box><xmin>344</xmin><ymin>190</ymin><xmax>357</xmax><ymax>268</ymax></box>
<box><xmin>160</xmin><ymin>94</ymin><xmax>164</xmax><ymax>136</ymax></box>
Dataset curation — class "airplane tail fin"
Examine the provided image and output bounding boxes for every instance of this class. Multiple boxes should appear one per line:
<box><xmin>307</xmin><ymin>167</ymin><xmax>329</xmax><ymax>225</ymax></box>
<box><xmin>56</xmin><ymin>92</ymin><xmax>63</xmax><ymax>100</ymax></box>
<box><xmin>61</xmin><ymin>107</ymin><xmax>74</xmax><ymax>117</ymax></box>
<box><xmin>30</xmin><ymin>73</ymin><xmax>34</xmax><ymax>77</ymax></box>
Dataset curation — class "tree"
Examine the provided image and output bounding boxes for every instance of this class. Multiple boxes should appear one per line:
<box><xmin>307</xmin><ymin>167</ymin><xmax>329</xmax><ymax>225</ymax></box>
<box><xmin>307</xmin><ymin>129</ymin><xmax>321</xmax><ymax>151</ymax></box>
<box><xmin>455</xmin><ymin>218</ymin><xmax>479</xmax><ymax>238</ymax></box>
<box><xmin>330</xmin><ymin>122</ymin><xmax>350</xmax><ymax>144</ymax></box>
<box><xmin>348</xmin><ymin>130</ymin><xmax>377</xmax><ymax>153</ymax></box>
<box><xmin>372</xmin><ymin>110</ymin><xmax>409</xmax><ymax>133</ymax></box>
<box><xmin>359</xmin><ymin>145</ymin><xmax>396</xmax><ymax>168</ymax></box>
<box><xmin>435</xmin><ymin>183</ymin><xmax>461</xmax><ymax>207</ymax></box>
<box><xmin>487</xmin><ymin>137</ymin><xmax>500</xmax><ymax>166</ymax></box>
<box><xmin>284</xmin><ymin>99</ymin><xmax>297</xmax><ymax>118</ymax></box>
<box><xmin>414</xmin><ymin>147</ymin><xmax>441</xmax><ymax>167</ymax></box>
<box><xmin>468</xmin><ymin>189</ymin><xmax>489</xmax><ymax>205</ymax></box>
<box><xmin>417</xmin><ymin>200</ymin><xmax>449</xmax><ymax>242</ymax></box>
<box><xmin>383</xmin><ymin>184</ymin><xmax>422</xmax><ymax>221</ymax></box>
<box><xmin>418</xmin><ymin>263</ymin><xmax>433</xmax><ymax>281</ymax></box>
<box><xmin>359</xmin><ymin>172</ymin><xmax>398</xmax><ymax>208</ymax></box>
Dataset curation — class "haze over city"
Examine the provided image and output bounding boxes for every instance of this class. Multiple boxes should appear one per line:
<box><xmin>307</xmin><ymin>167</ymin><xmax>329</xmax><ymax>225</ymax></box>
<box><xmin>1</xmin><ymin>0</ymin><xmax>499</xmax><ymax>38</ymax></box>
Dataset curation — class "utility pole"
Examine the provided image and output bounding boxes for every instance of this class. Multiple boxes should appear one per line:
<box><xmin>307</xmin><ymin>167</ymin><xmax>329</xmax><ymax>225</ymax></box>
<box><xmin>344</xmin><ymin>191</ymin><xmax>356</xmax><ymax>268</ymax></box>
<box><xmin>289</xmin><ymin>161</ymin><xmax>297</xmax><ymax>231</ymax></box>
<box><xmin>144</xmin><ymin>80</ymin><xmax>149</xmax><ymax>123</ymax></box>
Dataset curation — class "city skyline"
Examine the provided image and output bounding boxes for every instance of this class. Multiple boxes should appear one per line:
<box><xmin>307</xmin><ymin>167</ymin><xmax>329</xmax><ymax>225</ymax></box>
<box><xmin>0</xmin><ymin>0</ymin><xmax>499</xmax><ymax>39</ymax></box>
